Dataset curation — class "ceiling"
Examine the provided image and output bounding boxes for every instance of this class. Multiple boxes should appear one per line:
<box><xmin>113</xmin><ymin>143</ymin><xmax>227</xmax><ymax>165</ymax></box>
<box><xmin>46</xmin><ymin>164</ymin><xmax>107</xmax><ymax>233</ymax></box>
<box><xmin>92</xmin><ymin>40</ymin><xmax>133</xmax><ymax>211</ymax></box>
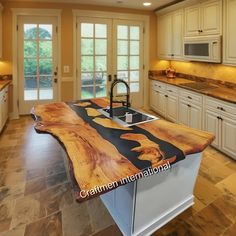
<box><xmin>4</xmin><ymin>0</ymin><xmax>181</xmax><ymax>11</ymax></box>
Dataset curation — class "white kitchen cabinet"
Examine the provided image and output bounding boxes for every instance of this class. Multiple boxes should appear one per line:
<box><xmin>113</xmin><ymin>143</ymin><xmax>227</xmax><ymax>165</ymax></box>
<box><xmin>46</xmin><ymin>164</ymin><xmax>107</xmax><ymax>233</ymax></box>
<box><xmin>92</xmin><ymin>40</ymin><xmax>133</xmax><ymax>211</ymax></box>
<box><xmin>221</xmin><ymin>115</ymin><xmax>236</xmax><ymax>158</ymax></box>
<box><xmin>0</xmin><ymin>86</ymin><xmax>9</xmax><ymax>132</ymax></box>
<box><xmin>204</xmin><ymin>96</ymin><xmax>236</xmax><ymax>160</ymax></box>
<box><xmin>157</xmin><ymin>9</ymin><xmax>183</xmax><ymax>60</ymax></box>
<box><xmin>0</xmin><ymin>4</ymin><xmax>3</xmax><ymax>59</ymax></box>
<box><xmin>179</xmin><ymin>98</ymin><xmax>202</xmax><ymax>129</ymax></box>
<box><xmin>149</xmin><ymin>81</ymin><xmax>179</xmax><ymax>122</ymax></box>
<box><xmin>184</xmin><ymin>0</ymin><xmax>222</xmax><ymax>36</ymax></box>
<box><xmin>223</xmin><ymin>0</ymin><xmax>236</xmax><ymax>65</ymax></box>
<box><xmin>205</xmin><ymin>109</ymin><xmax>221</xmax><ymax>149</ymax></box>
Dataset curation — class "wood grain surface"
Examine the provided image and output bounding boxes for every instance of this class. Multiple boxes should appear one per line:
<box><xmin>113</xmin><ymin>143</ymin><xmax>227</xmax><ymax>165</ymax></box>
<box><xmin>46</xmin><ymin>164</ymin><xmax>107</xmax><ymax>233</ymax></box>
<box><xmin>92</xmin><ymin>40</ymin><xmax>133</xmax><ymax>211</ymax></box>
<box><xmin>32</xmin><ymin>99</ymin><xmax>214</xmax><ymax>201</ymax></box>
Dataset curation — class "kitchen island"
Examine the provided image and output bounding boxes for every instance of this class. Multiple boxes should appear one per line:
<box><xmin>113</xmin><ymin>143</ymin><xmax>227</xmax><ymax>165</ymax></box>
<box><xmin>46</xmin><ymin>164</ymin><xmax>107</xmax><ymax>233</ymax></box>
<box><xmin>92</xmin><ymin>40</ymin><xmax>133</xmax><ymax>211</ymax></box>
<box><xmin>31</xmin><ymin>98</ymin><xmax>214</xmax><ymax>236</ymax></box>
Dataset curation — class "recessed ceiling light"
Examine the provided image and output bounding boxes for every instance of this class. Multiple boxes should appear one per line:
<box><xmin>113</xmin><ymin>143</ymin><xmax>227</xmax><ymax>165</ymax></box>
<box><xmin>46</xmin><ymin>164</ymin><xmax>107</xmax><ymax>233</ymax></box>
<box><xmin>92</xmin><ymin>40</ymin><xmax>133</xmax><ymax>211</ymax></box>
<box><xmin>143</xmin><ymin>2</ymin><xmax>152</xmax><ymax>6</ymax></box>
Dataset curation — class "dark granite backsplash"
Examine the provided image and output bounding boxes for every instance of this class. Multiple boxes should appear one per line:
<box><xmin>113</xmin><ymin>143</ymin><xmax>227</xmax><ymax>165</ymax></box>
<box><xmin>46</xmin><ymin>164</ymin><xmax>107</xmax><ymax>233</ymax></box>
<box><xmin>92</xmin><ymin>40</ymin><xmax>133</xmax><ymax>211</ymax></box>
<box><xmin>149</xmin><ymin>70</ymin><xmax>236</xmax><ymax>90</ymax></box>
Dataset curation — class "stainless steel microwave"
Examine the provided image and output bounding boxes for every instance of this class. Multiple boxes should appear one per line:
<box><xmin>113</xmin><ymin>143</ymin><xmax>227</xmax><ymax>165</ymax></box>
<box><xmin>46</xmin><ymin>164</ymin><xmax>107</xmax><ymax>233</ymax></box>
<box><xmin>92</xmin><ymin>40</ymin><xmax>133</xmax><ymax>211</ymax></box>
<box><xmin>183</xmin><ymin>36</ymin><xmax>221</xmax><ymax>63</ymax></box>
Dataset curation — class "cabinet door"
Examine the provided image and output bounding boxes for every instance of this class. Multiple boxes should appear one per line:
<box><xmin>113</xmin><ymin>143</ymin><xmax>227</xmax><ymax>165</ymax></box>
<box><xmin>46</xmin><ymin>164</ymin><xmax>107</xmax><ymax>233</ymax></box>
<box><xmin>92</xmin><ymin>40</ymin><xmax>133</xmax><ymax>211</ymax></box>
<box><xmin>166</xmin><ymin>94</ymin><xmax>178</xmax><ymax>123</ymax></box>
<box><xmin>3</xmin><ymin>87</ymin><xmax>8</xmax><ymax>124</ymax></box>
<box><xmin>178</xmin><ymin>99</ymin><xmax>189</xmax><ymax>126</ymax></box>
<box><xmin>201</xmin><ymin>0</ymin><xmax>222</xmax><ymax>35</ymax></box>
<box><xmin>189</xmin><ymin>103</ymin><xmax>202</xmax><ymax>130</ymax></box>
<box><xmin>157</xmin><ymin>14</ymin><xmax>172</xmax><ymax>59</ymax></box>
<box><xmin>221</xmin><ymin>115</ymin><xmax>236</xmax><ymax>159</ymax></box>
<box><xmin>223</xmin><ymin>0</ymin><xmax>236</xmax><ymax>65</ymax></box>
<box><xmin>205</xmin><ymin>109</ymin><xmax>221</xmax><ymax>149</ymax></box>
<box><xmin>156</xmin><ymin>91</ymin><xmax>166</xmax><ymax>117</ymax></box>
<box><xmin>150</xmin><ymin>88</ymin><xmax>157</xmax><ymax>111</ymax></box>
<box><xmin>172</xmin><ymin>10</ymin><xmax>183</xmax><ymax>59</ymax></box>
<box><xmin>184</xmin><ymin>5</ymin><xmax>201</xmax><ymax>36</ymax></box>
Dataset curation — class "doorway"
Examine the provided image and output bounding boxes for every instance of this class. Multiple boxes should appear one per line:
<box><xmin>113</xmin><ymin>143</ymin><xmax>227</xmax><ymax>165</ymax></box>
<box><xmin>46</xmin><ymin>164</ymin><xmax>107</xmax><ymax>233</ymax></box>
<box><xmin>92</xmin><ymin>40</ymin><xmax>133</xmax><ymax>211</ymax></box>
<box><xmin>76</xmin><ymin>16</ymin><xmax>144</xmax><ymax>108</ymax></box>
<box><xmin>18</xmin><ymin>16</ymin><xmax>58</xmax><ymax>114</ymax></box>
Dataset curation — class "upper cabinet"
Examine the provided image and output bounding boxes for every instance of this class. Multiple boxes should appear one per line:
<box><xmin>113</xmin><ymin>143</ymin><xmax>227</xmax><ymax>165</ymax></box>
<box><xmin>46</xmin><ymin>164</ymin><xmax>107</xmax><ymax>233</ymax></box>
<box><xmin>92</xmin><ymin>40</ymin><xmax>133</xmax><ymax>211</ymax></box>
<box><xmin>157</xmin><ymin>9</ymin><xmax>183</xmax><ymax>60</ymax></box>
<box><xmin>0</xmin><ymin>4</ymin><xmax>3</xmax><ymax>59</ymax></box>
<box><xmin>223</xmin><ymin>0</ymin><xmax>236</xmax><ymax>65</ymax></box>
<box><xmin>184</xmin><ymin>0</ymin><xmax>222</xmax><ymax>36</ymax></box>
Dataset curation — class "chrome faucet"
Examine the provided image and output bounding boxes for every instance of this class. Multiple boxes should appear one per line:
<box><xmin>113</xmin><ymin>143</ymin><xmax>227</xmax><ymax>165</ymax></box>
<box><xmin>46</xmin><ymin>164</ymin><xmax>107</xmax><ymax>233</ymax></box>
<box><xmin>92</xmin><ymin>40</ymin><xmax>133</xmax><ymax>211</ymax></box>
<box><xmin>109</xmin><ymin>77</ymin><xmax>130</xmax><ymax>118</ymax></box>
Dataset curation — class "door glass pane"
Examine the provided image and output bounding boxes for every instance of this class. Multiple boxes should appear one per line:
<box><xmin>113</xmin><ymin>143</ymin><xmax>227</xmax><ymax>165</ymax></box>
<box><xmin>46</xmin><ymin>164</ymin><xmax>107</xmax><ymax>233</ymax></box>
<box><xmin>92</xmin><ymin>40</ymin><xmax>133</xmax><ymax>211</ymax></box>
<box><xmin>130</xmin><ymin>26</ymin><xmax>140</xmax><ymax>40</ymax></box>
<box><xmin>130</xmin><ymin>41</ymin><xmax>139</xmax><ymax>55</ymax></box>
<box><xmin>81</xmin><ymin>86</ymin><xmax>94</xmax><ymax>99</ymax></box>
<box><xmin>81</xmin><ymin>39</ymin><xmax>94</xmax><ymax>55</ymax></box>
<box><xmin>39</xmin><ymin>59</ymin><xmax>52</xmax><ymax>75</ymax></box>
<box><xmin>81</xmin><ymin>56</ymin><xmax>94</xmax><ymax>72</ymax></box>
<box><xmin>39</xmin><ymin>41</ymin><xmax>52</xmax><ymax>57</ymax></box>
<box><xmin>24</xmin><ymin>76</ymin><xmax>37</xmax><ymax>100</ymax></box>
<box><xmin>130</xmin><ymin>83</ymin><xmax>139</xmax><ymax>92</ymax></box>
<box><xmin>118</xmin><ymin>40</ymin><xmax>128</xmax><ymax>55</ymax></box>
<box><xmin>116</xmin><ymin>24</ymin><xmax>141</xmax><ymax>95</ymax></box>
<box><xmin>24</xmin><ymin>41</ymin><xmax>37</xmax><ymax>57</ymax></box>
<box><xmin>24</xmin><ymin>58</ymin><xmax>37</xmax><ymax>75</ymax></box>
<box><xmin>130</xmin><ymin>56</ymin><xmax>139</xmax><ymax>70</ymax></box>
<box><xmin>95</xmin><ymin>24</ymin><xmax>107</xmax><ymax>38</ymax></box>
<box><xmin>117</xmin><ymin>83</ymin><xmax>126</xmax><ymax>94</ymax></box>
<box><xmin>24</xmin><ymin>24</ymin><xmax>37</xmax><ymax>39</ymax></box>
<box><xmin>81</xmin><ymin>23</ymin><xmax>93</xmax><ymax>37</ymax></box>
<box><xmin>79</xmin><ymin>22</ymin><xmax>108</xmax><ymax>99</ymax></box>
<box><xmin>130</xmin><ymin>71</ymin><xmax>139</xmax><ymax>82</ymax></box>
<box><xmin>95</xmin><ymin>72</ymin><xmax>107</xmax><ymax>85</ymax></box>
<box><xmin>39</xmin><ymin>76</ymin><xmax>53</xmax><ymax>100</ymax></box>
<box><xmin>96</xmin><ymin>86</ymin><xmax>106</xmax><ymax>98</ymax></box>
<box><xmin>23</xmin><ymin>23</ymin><xmax>54</xmax><ymax>102</ymax></box>
<box><xmin>117</xmin><ymin>71</ymin><xmax>128</xmax><ymax>82</ymax></box>
<box><xmin>117</xmin><ymin>25</ymin><xmax>128</xmax><ymax>39</ymax></box>
<box><xmin>118</xmin><ymin>56</ymin><xmax>128</xmax><ymax>70</ymax></box>
<box><xmin>95</xmin><ymin>56</ymin><xmax>107</xmax><ymax>71</ymax></box>
<box><xmin>81</xmin><ymin>73</ymin><xmax>94</xmax><ymax>86</ymax></box>
<box><xmin>39</xmin><ymin>24</ymin><xmax>52</xmax><ymax>39</ymax></box>
<box><xmin>95</xmin><ymin>39</ymin><xmax>107</xmax><ymax>55</ymax></box>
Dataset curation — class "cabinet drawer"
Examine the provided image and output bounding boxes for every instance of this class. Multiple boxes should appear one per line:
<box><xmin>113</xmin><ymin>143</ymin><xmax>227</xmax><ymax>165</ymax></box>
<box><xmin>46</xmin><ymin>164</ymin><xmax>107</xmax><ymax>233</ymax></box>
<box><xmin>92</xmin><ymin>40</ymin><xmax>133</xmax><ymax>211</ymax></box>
<box><xmin>150</xmin><ymin>80</ymin><xmax>166</xmax><ymax>91</ymax></box>
<box><xmin>205</xmin><ymin>97</ymin><xmax>236</xmax><ymax>116</ymax></box>
<box><xmin>179</xmin><ymin>89</ymin><xmax>203</xmax><ymax>104</ymax></box>
<box><xmin>166</xmin><ymin>84</ymin><xmax>178</xmax><ymax>94</ymax></box>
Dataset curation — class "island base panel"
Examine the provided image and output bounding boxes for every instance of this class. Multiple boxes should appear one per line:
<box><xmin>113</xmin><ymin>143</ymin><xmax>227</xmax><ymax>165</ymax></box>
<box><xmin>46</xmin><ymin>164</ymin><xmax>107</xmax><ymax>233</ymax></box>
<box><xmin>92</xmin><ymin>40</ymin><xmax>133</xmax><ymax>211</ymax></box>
<box><xmin>100</xmin><ymin>153</ymin><xmax>202</xmax><ymax>236</ymax></box>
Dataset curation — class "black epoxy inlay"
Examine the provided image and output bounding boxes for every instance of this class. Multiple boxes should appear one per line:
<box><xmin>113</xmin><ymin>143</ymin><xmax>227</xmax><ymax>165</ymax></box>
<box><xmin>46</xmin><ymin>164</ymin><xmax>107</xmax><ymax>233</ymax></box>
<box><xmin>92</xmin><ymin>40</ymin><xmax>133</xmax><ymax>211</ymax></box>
<box><xmin>68</xmin><ymin>100</ymin><xmax>185</xmax><ymax>170</ymax></box>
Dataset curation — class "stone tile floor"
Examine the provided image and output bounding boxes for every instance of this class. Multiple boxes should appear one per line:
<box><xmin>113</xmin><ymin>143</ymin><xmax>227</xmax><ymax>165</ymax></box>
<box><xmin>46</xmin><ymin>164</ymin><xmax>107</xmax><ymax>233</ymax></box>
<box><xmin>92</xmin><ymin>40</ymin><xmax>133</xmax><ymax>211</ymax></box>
<box><xmin>0</xmin><ymin>116</ymin><xmax>236</xmax><ymax>236</ymax></box>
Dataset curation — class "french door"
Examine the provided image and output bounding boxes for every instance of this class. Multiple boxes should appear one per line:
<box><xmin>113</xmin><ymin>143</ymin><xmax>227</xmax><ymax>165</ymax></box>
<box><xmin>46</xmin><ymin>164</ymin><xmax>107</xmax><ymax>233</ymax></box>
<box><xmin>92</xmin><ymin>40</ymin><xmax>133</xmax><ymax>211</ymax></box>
<box><xmin>76</xmin><ymin>17</ymin><xmax>144</xmax><ymax>108</ymax></box>
<box><xmin>18</xmin><ymin>16</ymin><xmax>58</xmax><ymax>114</ymax></box>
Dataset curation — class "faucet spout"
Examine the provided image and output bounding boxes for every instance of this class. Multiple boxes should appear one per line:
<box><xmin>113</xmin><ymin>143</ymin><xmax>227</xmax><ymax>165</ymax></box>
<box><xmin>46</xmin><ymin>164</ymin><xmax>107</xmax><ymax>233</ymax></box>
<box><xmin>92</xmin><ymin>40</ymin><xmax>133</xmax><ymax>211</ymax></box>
<box><xmin>109</xmin><ymin>78</ymin><xmax>130</xmax><ymax>118</ymax></box>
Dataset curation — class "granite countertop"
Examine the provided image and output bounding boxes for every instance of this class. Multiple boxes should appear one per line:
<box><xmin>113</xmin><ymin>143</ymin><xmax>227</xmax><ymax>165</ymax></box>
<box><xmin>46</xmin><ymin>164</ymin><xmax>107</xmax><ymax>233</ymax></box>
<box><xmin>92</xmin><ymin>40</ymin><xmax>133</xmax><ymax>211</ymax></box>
<box><xmin>31</xmin><ymin>98</ymin><xmax>214</xmax><ymax>202</ymax></box>
<box><xmin>149</xmin><ymin>75</ymin><xmax>236</xmax><ymax>104</ymax></box>
<box><xmin>0</xmin><ymin>80</ymin><xmax>12</xmax><ymax>91</ymax></box>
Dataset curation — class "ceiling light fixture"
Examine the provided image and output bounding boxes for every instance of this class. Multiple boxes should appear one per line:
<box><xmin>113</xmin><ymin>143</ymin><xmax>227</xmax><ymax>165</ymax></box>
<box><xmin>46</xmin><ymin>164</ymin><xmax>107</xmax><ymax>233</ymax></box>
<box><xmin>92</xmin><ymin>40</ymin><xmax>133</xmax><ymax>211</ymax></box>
<box><xmin>143</xmin><ymin>2</ymin><xmax>152</xmax><ymax>6</ymax></box>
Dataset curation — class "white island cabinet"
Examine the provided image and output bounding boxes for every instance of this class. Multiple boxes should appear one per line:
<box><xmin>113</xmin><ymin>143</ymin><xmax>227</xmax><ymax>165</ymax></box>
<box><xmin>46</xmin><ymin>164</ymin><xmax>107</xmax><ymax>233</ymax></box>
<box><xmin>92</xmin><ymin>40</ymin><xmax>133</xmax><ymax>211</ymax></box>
<box><xmin>101</xmin><ymin>152</ymin><xmax>202</xmax><ymax>236</ymax></box>
<box><xmin>0</xmin><ymin>85</ymin><xmax>9</xmax><ymax>132</ymax></box>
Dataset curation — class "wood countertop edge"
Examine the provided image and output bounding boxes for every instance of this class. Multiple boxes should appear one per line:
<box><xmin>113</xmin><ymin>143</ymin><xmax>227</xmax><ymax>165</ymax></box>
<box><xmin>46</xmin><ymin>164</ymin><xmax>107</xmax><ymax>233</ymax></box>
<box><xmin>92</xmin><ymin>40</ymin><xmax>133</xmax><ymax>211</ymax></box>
<box><xmin>149</xmin><ymin>76</ymin><xmax>236</xmax><ymax>105</ymax></box>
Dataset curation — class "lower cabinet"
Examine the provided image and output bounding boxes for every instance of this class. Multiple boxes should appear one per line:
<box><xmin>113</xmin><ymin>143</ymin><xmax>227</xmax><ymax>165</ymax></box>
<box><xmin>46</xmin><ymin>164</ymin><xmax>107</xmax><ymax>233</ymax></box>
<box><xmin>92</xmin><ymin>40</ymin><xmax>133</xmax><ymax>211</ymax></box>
<box><xmin>204</xmin><ymin>96</ymin><xmax>236</xmax><ymax>160</ymax></box>
<box><xmin>150</xmin><ymin>81</ymin><xmax>178</xmax><ymax>123</ymax></box>
<box><xmin>0</xmin><ymin>86</ymin><xmax>9</xmax><ymax>132</ymax></box>
<box><xmin>149</xmin><ymin>79</ymin><xmax>236</xmax><ymax>160</ymax></box>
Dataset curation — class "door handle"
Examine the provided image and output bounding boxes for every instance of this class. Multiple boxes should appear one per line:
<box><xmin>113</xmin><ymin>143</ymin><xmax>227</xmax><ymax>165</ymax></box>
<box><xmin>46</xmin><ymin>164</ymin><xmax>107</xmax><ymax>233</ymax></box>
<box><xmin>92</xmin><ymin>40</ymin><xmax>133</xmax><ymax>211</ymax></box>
<box><xmin>108</xmin><ymin>74</ymin><xmax>112</xmax><ymax>82</ymax></box>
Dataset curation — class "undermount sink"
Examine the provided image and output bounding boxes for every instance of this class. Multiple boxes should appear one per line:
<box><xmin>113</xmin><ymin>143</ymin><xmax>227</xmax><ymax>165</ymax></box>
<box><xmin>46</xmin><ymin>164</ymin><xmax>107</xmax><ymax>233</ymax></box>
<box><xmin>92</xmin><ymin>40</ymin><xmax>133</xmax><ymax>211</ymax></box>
<box><xmin>97</xmin><ymin>106</ymin><xmax>158</xmax><ymax>127</ymax></box>
<box><xmin>179</xmin><ymin>82</ymin><xmax>219</xmax><ymax>91</ymax></box>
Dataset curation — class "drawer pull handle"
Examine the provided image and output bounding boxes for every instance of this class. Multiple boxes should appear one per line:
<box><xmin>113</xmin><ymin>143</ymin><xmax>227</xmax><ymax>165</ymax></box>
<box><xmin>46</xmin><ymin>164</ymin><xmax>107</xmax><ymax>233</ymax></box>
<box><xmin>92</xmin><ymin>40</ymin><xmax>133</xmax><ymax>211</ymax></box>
<box><xmin>158</xmin><ymin>85</ymin><xmax>162</xmax><ymax>88</ymax></box>
<box><xmin>167</xmin><ymin>90</ymin><xmax>173</xmax><ymax>92</ymax></box>
<box><xmin>217</xmin><ymin>106</ymin><xmax>221</xmax><ymax>110</ymax></box>
<box><xmin>187</xmin><ymin>104</ymin><xmax>191</xmax><ymax>107</ymax></box>
<box><xmin>187</xmin><ymin>96</ymin><xmax>192</xmax><ymax>99</ymax></box>
<box><xmin>165</xmin><ymin>95</ymin><xmax>168</xmax><ymax>98</ymax></box>
<box><xmin>221</xmin><ymin>107</ymin><xmax>226</xmax><ymax>112</ymax></box>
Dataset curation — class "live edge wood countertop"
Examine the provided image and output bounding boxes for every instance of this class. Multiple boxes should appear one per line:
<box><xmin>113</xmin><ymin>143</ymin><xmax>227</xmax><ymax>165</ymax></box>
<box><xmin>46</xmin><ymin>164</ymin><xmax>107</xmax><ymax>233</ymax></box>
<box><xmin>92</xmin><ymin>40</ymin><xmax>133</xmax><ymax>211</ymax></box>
<box><xmin>31</xmin><ymin>98</ymin><xmax>214</xmax><ymax>202</ymax></box>
<box><xmin>149</xmin><ymin>75</ymin><xmax>236</xmax><ymax>104</ymax></box>
<box><xmin>0</xmin><ymin>80</ymin><xmax>11</xmax><ymax>91</ymax></box>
